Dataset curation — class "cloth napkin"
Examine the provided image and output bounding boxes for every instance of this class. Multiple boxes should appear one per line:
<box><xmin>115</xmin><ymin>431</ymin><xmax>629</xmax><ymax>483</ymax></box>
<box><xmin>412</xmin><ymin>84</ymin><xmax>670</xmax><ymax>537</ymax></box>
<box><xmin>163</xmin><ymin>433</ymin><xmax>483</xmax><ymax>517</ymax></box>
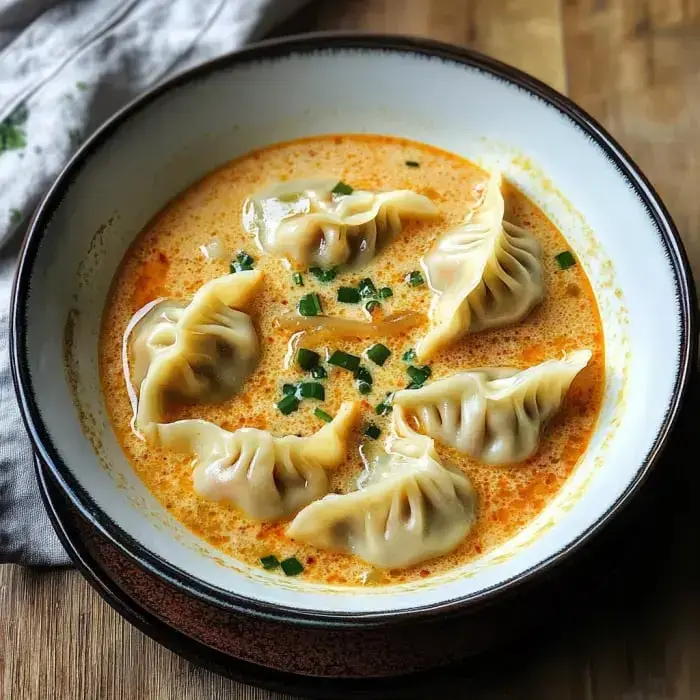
<box><xmin>0</xmin><ymin>0</ymin><xmax>309</xmax><ymax>567</ymax></box>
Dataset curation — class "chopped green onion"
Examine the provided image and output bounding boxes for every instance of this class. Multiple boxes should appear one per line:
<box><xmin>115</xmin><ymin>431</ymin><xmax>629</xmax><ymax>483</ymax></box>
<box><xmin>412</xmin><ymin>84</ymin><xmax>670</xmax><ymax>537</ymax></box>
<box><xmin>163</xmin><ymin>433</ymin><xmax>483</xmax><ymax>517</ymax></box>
<box><xmin>365</xmin><ymin>300</ymin><xmax>381</xmax><ymax>313</ymax></box>
<box><xmin>277</xmin><ymin>393</ymin><xmax>300</xmax><ymax>415</ymax></box>
<box><xmin>237</xmin><ymin>251</ymin><xmax>254</xmax><ymax>268</ymax></box>
<box><xmin>357</xmin><ymin>381</ymin><xmax>372</xmax><ymax>395</ymax></box>
<box><xmin>407</xmin><ymin>365</ymin><xmax>431</xmax><ymax>386</ymax></box>
<box><xmin>310</xmin><ymin>365</ymin><xmax>328</xmax><ymax>379</ymax></box>
<box><xmin>354</xmin><ymin>365</ymin><xmax>373</xmax><ymax>384</ymax></box>
<box><xmin>358</xmin><ymin>278</ymin><xmax>378</xmax><ymax>298</ymax></box>
<box><xmin>309</xmin><ymin>267</ymin><xmax>338</xmax><ymax>283</ymax></box>
<box><xmin>405</xmin><ymin>160</ymin><xmax>420</xmax><ymax>168</ymax></box>
<box><xmin>406</xmin><ymin>270</ymin><xmax>425</xmax><ymax>287</ymax></box>
<box><xmin>280</xmin><ymin>557</ymin><xmax>305</xmax><ymax>576</ymax></box>
<box><xmin>402</xmin><ymin>348</ymin><xmax>417</xmax><ymax>363</ymax></box>
<box><xmin>296</xmin><ymin>348</ymin><xmax>320</xmax><ymax>370</ymax></box>
<box><xmin>292</xmin><ymin>272</ymin><xmax>304</xmax><ymax>286</ymax></box>
<box><xmin>337</xmin><ymin>286</ymin><xmax>361</xmax><ymax>303</ymax></box>
<box><xmin>282</xmin><ymin>383</ymin><xmax>298</xmax><ymax>396</ymax></box>
<box><xmin>314</xmin><ymin>408</ymin><xmax>334</xmax><ymax>423</ymax></box>
<box><xmin>364</xmin><ymin>423</ymin><xmax>381</xmax><ymax>440</ymax></box>
<box><xmin>299</xmin><ymin>382</ymin><xmax>325</xmax><ymax>400</ymax></box>
<box><xmin>328</xmin><ymin>350</ymin><xmax>361</xmax><ymax>372</ymax></box>
<box><xmin>260</xmin><ymin>555</ymin><xmax>280</xmax><ymax>570</ymax></box>
<box><xmin>366</xmin><ymin>343</ymin><xmax>391</xmax><ymax>367</ymax></box>
<box><xmin>405</xmin><ymin>381</ymin><xmax>421</xmax><ymax>390</ymax></box>
<box><xmin>555</xmin><ymin>251</ymin><xmax>576</xmax><ymax>270</ymax></box>
<box><xmin>298</xmin><ymin>292</ymin><xmax>322</xmax><ymax>316</ymax></box>
<box><xmin>331</xmin><ymin>181</ymin><xmax>353</xmax><ymax>196</ymax></box>
<box><xmin>375</xmin><ymin>402</ymin><xmax>392</xmax><ymax>415</ymax></box>
<box><xmin>378</xmin><ymin>287</ymin><xmax>393</xmax><ymax>299</ymax></box>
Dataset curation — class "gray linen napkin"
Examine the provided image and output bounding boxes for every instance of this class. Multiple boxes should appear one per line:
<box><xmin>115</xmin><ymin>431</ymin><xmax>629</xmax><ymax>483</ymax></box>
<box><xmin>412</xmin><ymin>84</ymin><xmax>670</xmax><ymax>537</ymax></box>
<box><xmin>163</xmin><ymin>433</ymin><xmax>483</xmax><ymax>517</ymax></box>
<box><xmin>0</xmin><ymin>0</ymin><xmax>309</xmax><ymax>566</ymax></box>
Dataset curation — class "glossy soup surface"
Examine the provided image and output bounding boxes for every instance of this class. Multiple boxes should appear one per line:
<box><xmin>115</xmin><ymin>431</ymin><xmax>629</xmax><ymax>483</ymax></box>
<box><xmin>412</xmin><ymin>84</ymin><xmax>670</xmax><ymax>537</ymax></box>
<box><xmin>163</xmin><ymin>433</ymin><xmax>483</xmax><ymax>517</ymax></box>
<box><xmin>100</xmin><ymin>135</ymin><xmax>604</xmax><ymax>586</ymax></box>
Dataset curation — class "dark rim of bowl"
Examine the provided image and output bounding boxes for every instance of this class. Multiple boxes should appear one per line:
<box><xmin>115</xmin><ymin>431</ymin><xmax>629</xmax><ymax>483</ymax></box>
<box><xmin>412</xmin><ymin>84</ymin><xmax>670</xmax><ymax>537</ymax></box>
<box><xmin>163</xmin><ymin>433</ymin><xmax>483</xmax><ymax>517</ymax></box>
<box><xmin>10</xmin><ymin>32</ymin><xmax>698</xmax><ymax>629</ymax></box>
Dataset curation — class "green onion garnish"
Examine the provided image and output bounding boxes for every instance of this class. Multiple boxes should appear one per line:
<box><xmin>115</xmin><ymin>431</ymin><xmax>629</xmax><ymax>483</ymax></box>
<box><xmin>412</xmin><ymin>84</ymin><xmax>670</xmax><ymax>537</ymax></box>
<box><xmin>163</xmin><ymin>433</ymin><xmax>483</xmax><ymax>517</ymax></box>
<box><xmin>407</xmin><ymin>365</ymin><xmax>431</xmax><ymax>386</ymax></box>
<box><xmin>354</xmin><ymin>365</ymin><xmax>373</xmax><ymax>385</ymax></box>
<box><xmin>365</xmin><ymin>300</ymin><xmax>380</xmax><ymax>313</ymax></box>
<box><xmin>405</xmin><ymin>160</ymin><xmax>420</xmax><ymax>168</ymax></box>
<box><xmin>337</xmin><ymin>286</ymin><xmax>361</xmax><ymax>303</ymax></box>
<box><xmin>310</xmin><ymin>365</ymin><xmax>327</xmax><ymax>379</ymax></box>
<box><xmin>293</xmin><ymin>272</ymin><xmax>304</xmax><ymax>286</ymax></box>
<box><xmin>277</xmin><ymin>393</ymin><xmax>300</xmax><ymax>415</ymax></box>
<box><xmin>296</xmin><ymin>348</ymin><xmax>320</xmax><ymax>370</ymax></box>
<box><xmin>328</xmin><ymin>350</ymin><xmax>361</xmax><ymax>372</ymax></box>
<box><xmin>358</xmin><ymin>278</ymin><xmax>378</xmax><ymax>298</ymax></box>
<box><xmin>402</xmin><ymin>348</ymin><xmax>417</xmax><ymax>363</ymax></box>
<box><xmin>357</xmin><ymin>381</ymin><xmax>372</xmax><ymax>395</ymax></box>
<box><xmin>314</xmin><ymin>408</ymin><xmax>334</xmax><ymax>423</ymax></box>
<box><xmin>237</xmin><ymin>251</ymin><xmax>254</xmax><ymax>268</ymax></box>
<box><xmin>364</xmin><ymin>423</ymin><xmax>381</xmax><ymax>440</ymax></box>
<box><xmin>406</xmin><ymin>270</ymin><xmax>424</xmax><ymax>287</ymax></box>
<box><xmin>375</xmin><ymin>402</ymin><xmax>392</xmax><ymax>415</ymax></box>
<box><xmin>555</xmin><ymin>251</ymin><xmax>576</xmax><ymax>270</ymax></box>
<box><xmin>299</xmin><ymin>382</ymin><xmax>325</xmax><ymax>400</ymax></box>
<box><xmin>260</xmin><ymin>555</ymin><xmax>280</xmax><ymax>570</ymax></box>
<box><xmin>378</xmin><ymin>287</ymin><xmax>393</xmax><ymax>299</ymax></box>
<box><xmin>309</xmin><ymin>267</ymin><xmax>338</xmax><ymax>283</ymax></box>
<box><xmin>331</xmin><ymin>181</ymin><xmax>353</xmax><ymax>196</ymax></box>
<box><xmin>366</xmin><ymin>343</ymin><xmax>391</xmax><ymax>367</ymax></box>
<box><xmin>282</xmin><ymin>383</ymin><xmax>298</xmax><ymax>396</ymax></box>
<box><xmin>280</xmin><ymin>557</ymin><xmax>304</xmax><ymax>576</ymax></box>
<box><xmin>298</xmin><ymin>292</ymin><xmax>322</xmax><ymax>316</ymax></box>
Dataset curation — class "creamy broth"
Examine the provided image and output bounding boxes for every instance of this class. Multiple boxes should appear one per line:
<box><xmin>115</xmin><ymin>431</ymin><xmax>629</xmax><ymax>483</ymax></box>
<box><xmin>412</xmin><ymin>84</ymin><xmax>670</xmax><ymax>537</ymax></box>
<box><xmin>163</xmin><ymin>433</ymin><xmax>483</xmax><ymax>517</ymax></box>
<box><xmin>100</xmin><ymin>135</ymin><xmax>604</xmax><ymax>586</ymax></box>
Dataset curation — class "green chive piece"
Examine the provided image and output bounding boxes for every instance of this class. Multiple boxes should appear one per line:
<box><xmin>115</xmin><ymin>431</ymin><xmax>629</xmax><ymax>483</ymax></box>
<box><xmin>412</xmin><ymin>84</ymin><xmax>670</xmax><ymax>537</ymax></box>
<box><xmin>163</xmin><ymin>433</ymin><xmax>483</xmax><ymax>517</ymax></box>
<box><xmin>309</xmin><ymin>266</ymin><xmax>338</xmax><ymax>283</ymax></box>
<box><xmin>402</xmin><ymin>348</ymin><xmax>417</xmax><ymax>363</ymax></box>
<box><xmin>366</xmin><ymin>343</ymin><xmax>391</xmax><ymax>367</ymax></box>
<box><xmin>358</xmin><ymin>278</ymin><xmax>378</xmax><ymax>298</ymax></box>
<box><xmin>405</xmin><ymin>160</ymin><xmax>420</xmax><ymax>168</ymax></box>
<box><xmin>331</xmin><ymin>181</ymin><xmax>353</xmax><ymax>196</ymax></box>
<box><xmin>299</xmin><ymin>382</ymin><xmax>325</xmax><ymax>400</ymax></box>
<box><xmin>365</xmin><ymin>300</ymin><xmax>381</xmax><ymax>314</ymax></box>
<box><xmin>555</xmin><ymin>251</ymin><xmax>576</xmax><ymax>270</ymax></box>
<box><xmin>310</xmin><ymin>365</ymin><xmax>327</xmax><ymax>379</ymax></box>
<box><xmin>354</xmin><ymin>365</ymin><xmax>373</xmax><ymax>383</ymax></box>
<box><xmin>282</xmin><ymin>383</ymin><xmax>298</xmax><ymax>396</ymax></box>
<box><xmin>9</xmin><ymin>209</ymin><xmax>21</xmax><ymax>224</ymax></box>
<box><xmin>364</xmin><ymin>423</ymin><xmax>381</xmax><ymax>440</ymax></box>
<box><xmin>277</xmin><ymin>394</ymin><xmax>300</xmax><ymax>415</ymax></box>
<box><xmin>296</xmin><ymin>348</ymin><xmax>320</xmax><ymax>370</ymax></box>
<box><xmin>357</xmin><ymin>381</ymin><xmax>372</xmax><ymax>395</ymax></box>
<box><xmin>76</xmin><ymin>80</ymin><xmax>88</xmax><ymax>91</ymax></box>
<box><xmin>293</xmin><ymin>272</ymin><xmax>304</xmax><ymax>286</ymax></box>
<box><xmin>237</xmin><ymin>250</ymin><xmax>254</xmax><ymax>267</ymax></box>
<box><xmin>375</xmin><ymin>402</ymin><xmax>392</xmax><ymax>416</ymax></box>
<box><xmin>337</xmin><ymin>286</ymin><xmax>361</xmax><ymax>303</ymax></box>
<box><xmin>407</xmin><ymin>365</ymin><xmax>431</xmax><ymax>386</ymax></box>
<box><xmin>280</xmin><ymin>556</ymin><xmax>304</xmax><ymax>576</ymax></box>
<box><xmin>328</xmin><ymin>350</ymin><xmax>361</xmax><ymax>372</ymax></box>
<box><xmin>298</xmin><ymin>292</ymin><xmax>322</xmax><ymax>316</ymax></box>
<box><xmin>260</xmin><ymin>555</ymin><xmax>280</xmax><ymax>570</ymax></box>
<box><xmin>406</xmin><ymin>270</ymin><xmax>425</xmax><ymax>287</ymax></box>
<box><xmin>378</xmin><ymin>287</ymin><xmax>393</xmax><ymax>299</ymax></box>
<box><xmin>314</xmin><ymin>408</ymin><xmax>334</xmax><ymax>423</ymax></box>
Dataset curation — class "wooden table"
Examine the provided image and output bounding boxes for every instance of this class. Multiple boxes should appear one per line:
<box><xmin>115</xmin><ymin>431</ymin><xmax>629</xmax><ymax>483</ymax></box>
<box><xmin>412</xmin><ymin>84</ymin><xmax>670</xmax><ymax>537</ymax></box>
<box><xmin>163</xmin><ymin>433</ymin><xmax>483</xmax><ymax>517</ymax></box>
<box><xmin>3</xmin><ymin>1</ymin><xmax>700</xmax><ymax>697</ymax></box>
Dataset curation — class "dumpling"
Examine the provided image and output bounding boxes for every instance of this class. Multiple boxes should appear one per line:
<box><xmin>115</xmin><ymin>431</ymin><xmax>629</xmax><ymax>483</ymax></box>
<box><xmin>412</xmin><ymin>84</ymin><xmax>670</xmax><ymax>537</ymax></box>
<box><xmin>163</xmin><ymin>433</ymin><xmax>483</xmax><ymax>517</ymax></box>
<box><xmin>155</xmin><ymin>402</ymin><xmax>360</xmax><ymax>520</ymax></box>
<box><xmin>392</xmin><ymin>349</ymin><xmax>592</xmax><ymax>465</ymax></box>
<box><xmin>129</xmin><ymin>270</ymin><xmax>263</xmax><ymax>437</ymax></box>
<box><xmin>287</xmin><ymin>431</ymin><xmax>476</xmax><ymax>568</ymax></box>
<box><xmin>243</xmin><ymin>178</ymin><xmax>438</xmax><ymax>269</ymax></box>
<box><xmin>416</xmin><ymin>170</ymin><xmax>544</xmax><ymax>361</ymax></box>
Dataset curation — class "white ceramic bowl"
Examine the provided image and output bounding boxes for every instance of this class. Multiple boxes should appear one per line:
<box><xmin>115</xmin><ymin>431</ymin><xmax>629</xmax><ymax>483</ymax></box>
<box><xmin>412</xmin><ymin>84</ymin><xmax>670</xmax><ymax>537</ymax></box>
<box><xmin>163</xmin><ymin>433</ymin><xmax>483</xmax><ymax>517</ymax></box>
<box><xmin>11</xmin><ymin>34</ymin><xmax>696</xmax><ymax>627</ymax></box>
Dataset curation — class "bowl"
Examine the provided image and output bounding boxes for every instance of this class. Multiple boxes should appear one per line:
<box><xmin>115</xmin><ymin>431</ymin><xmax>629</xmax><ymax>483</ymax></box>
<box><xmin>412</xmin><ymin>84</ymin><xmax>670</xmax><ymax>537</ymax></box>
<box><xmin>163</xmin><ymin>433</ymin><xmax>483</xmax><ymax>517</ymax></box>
<box><xmin>11</xmin><ymin>34</ymin><xmax>696</xmax><ymax>630</ymax></box>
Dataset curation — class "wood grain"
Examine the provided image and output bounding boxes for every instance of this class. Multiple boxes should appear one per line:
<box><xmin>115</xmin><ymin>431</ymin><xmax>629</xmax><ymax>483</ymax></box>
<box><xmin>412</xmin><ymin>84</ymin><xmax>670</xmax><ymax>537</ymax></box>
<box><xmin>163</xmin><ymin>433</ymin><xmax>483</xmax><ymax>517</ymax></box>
<box><xmin>2</xmin><ymin>0</ymin><xmax>699</xmax><ymax>698</ymax></box>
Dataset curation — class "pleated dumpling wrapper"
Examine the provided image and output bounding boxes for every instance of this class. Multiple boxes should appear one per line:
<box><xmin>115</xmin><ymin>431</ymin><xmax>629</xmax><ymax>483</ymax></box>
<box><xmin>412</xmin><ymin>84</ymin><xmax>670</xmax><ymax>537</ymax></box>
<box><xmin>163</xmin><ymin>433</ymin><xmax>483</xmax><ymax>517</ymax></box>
<box><xmin>128</xmin><ymin>270</ymin><xmax>263</xmax><ymax>439</ymax></box>
<box><xmin>155</xmin><ymin>402</ymin><xmax>360</xmax><ymax>521</ymax></box>
<box><xmin>416</xmin><ymin>170</ymin><xmax>544</xmax><ymax>361</ymax></box>
<box><xmin>287</xmin><ymin>429</ymin><xmax>476</xmax><ymax>568</ymax></box>
<box><xmin>243</xmin><ymin>178</ymin><xmax>438</xmax><ymax>269</ymax></box>
<box><xmin>392</xmin><ymin>349</ymin><xmax>592</xmax><ymax>465</ymax></box>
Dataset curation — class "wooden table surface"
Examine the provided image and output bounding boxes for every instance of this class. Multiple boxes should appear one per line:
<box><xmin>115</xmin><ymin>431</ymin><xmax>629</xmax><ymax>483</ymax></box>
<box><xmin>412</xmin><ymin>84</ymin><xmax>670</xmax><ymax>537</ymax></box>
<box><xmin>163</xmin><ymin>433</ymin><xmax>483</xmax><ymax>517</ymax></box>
<box><xmin>3</xmin><ymin>1</ymin><xmax>700</xmax><ymax>698</ymax></box>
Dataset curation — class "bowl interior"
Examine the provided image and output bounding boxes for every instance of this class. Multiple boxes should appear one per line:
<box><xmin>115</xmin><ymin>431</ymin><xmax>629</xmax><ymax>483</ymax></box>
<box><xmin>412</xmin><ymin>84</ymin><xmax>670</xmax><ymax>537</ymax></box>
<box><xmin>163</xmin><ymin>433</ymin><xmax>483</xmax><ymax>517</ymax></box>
<box><xmin>15</xmin><ymin>38</ymin><xmax>690</xmax><ymax>619</ymax></box>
